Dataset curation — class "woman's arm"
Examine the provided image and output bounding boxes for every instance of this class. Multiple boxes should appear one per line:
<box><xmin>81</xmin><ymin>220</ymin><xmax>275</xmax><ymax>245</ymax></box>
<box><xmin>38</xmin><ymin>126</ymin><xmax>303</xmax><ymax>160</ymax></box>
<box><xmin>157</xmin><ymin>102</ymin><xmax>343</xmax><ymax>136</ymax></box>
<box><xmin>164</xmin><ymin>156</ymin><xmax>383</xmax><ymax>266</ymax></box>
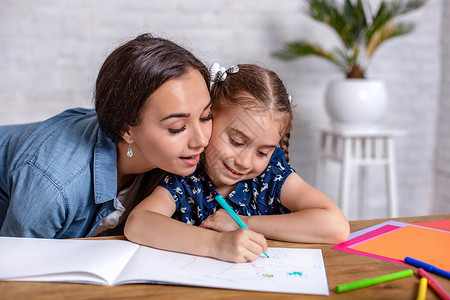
<box><xmin>0</xmin><ymin>166</ymin><xmax>66</xmax><ymax>238</ymax></box>
<box><xmin>124</xmin><ymin>186</ymin><xmax>268</xmax><ymax>263</ymax></box>
<box><xmin>201</xmin><ymin>173</ymin><xmax>350</xmax><ymax>244</ymax></box>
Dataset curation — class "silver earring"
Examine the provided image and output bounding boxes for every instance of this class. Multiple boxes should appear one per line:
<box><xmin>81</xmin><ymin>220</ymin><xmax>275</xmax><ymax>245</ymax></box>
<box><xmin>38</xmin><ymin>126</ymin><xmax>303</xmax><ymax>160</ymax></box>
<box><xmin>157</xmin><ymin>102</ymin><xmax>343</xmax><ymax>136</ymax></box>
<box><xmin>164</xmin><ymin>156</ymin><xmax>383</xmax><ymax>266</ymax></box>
<box><xmin>127</xmin><ymin>144</ymin><xmax>133</xmax><ymax>158</ymax></box>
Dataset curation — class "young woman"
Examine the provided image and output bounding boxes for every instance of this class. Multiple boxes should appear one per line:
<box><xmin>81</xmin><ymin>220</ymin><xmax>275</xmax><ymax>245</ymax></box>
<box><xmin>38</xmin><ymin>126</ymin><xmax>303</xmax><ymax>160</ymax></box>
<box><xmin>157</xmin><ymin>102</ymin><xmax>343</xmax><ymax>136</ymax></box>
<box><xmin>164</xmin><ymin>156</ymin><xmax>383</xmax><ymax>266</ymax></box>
<box><xmin>125</xmin><ymin>64</ymin><xmax>350</xmax><ymax>263</ymax></box>
<box><xmin>0</xmin><ymin>34</ymin><xmax>213</xmax><ymax>238</ymax></box>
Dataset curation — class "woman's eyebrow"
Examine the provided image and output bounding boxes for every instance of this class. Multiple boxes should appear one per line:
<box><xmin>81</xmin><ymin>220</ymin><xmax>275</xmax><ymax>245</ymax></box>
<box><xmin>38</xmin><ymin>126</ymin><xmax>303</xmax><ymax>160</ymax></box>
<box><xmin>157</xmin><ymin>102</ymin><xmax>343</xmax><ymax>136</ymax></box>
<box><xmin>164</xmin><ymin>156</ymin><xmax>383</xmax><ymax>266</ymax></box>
<box><xmin>161</xmin><ymin>113</ymin><xmax>190</xmax><ymax>121</ymax></box>
<box><xmin>203</xmin><ymin>99</ymin><xmax>212</xmax><ymax>111</ymax></box>
<box><xmin>161</xmin><ymin>100</ymin><xmax>212</xmax><ymax>122</ymax></box>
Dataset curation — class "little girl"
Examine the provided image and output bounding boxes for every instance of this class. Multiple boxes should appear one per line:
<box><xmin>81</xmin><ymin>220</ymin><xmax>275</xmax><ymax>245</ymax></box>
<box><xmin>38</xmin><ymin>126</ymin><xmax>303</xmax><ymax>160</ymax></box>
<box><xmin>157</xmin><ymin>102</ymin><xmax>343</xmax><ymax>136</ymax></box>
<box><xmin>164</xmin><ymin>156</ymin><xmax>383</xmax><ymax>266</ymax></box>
<box><xmin>124</xmin><ymin>64</ymin><xmax>349</xmax><ymax>263</ymax></box>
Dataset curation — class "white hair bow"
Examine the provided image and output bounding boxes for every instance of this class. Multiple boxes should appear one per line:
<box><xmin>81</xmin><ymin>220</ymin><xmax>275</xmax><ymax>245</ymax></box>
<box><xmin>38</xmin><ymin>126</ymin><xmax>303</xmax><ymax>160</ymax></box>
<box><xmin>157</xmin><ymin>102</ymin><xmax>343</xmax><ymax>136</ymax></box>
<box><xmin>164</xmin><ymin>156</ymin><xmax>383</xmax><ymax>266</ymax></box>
<box><xmin>209</xmin><ymin>63</ymin><xmax>239</xmax><ymax>83</ymax></box>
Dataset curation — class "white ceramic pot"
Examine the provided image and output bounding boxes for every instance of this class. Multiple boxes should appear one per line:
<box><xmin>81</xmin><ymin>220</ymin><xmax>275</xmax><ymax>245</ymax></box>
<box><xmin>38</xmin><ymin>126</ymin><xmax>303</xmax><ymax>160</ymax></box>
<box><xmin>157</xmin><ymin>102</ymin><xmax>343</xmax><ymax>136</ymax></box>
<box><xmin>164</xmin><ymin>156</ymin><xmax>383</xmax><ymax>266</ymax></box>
<box><xmin>325</xmin><ymin>79</ymin><xmax>388</xmax><ymax>128</ymax></box>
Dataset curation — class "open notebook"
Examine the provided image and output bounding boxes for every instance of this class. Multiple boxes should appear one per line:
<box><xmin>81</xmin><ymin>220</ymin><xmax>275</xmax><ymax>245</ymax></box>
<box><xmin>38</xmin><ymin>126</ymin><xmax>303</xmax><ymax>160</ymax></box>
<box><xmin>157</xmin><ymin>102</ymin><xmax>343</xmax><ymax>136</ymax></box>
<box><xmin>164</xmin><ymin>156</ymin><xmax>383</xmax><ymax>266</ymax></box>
<box><xmin>0</xmin><ymin>237</ymin><xmax>329</xmax><ymax>295</ymax></box>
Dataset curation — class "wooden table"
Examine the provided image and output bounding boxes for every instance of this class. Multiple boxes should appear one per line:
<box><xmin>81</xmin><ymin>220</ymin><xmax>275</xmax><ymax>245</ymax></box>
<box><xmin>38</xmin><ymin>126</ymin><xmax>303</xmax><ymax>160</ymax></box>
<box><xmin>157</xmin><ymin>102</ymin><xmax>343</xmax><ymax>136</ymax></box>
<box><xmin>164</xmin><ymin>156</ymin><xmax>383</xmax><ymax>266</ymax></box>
<box><xmin>1</xmin><ymin>215</ymin><xmax>449</xmax><ymax>299</ymax></box>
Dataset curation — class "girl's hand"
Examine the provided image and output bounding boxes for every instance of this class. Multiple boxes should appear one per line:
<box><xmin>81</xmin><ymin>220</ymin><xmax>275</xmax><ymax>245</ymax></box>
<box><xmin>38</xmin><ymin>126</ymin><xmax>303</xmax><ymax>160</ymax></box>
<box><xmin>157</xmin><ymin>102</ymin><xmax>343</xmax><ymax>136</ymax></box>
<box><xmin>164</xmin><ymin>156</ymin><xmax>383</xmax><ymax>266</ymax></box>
<box><xmin>200</xmin><ymin>209</ymin><xmax>241</xmax><ymax>232</ymax></box>
<box><xmin>211</xmin><ymin>228</ymin><xmax>268</xmax><ymax>263</ymax></box>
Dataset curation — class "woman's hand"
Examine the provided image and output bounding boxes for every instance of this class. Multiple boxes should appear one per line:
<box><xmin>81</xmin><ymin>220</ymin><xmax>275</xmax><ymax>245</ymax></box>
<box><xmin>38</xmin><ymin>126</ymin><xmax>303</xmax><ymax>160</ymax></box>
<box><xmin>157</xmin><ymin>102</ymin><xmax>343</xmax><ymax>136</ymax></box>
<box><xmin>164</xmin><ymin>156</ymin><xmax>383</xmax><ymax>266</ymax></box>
<box><xmin>199</xmin><ymin>208</ymin><xmax>242</xmax><ymax>232</ymax></box>
<box><xmin>210</xmin><ymin>228</ymin><xmax>268</xmax><ymax>263</ymax></box>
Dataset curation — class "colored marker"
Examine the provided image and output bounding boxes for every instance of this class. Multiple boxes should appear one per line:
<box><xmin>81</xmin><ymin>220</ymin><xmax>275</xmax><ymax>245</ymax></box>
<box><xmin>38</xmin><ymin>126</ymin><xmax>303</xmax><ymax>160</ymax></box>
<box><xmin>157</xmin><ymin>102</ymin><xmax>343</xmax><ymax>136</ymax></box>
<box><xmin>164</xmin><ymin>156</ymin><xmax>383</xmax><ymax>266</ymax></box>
<box><xmin>418</xmin><ymin>268</ymin><xmax>450</xmax><ymax>300</ymax></box>
<box><xmin>335</xmin><ymin>269</ymin><xmax>413</xmax><ymax>293</ymax></box>
<box><xmin>404</xmin><ymin>257</ymin><xmax>450</xmax><ymax>279</ymax></box>
<box><xmin>214</xmin><ymin>194</ymin><xmax>269</xmax><ymax>258</ymax></box>
<box><xmin>416</xmin><ymin>277</ymin><xmax>427</xmax><ymax>300</ymax></box>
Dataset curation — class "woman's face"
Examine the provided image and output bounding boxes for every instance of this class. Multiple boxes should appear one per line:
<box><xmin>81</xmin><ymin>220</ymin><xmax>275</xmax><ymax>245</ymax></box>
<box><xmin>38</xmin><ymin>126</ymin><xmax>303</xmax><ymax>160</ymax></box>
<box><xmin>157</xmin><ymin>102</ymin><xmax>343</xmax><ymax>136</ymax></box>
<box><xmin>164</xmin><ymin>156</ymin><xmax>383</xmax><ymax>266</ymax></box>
<box><xmin>204</xmin><ymin>104</ymin><xmax>282</xmax><ymax>195</ymax></box>
<box><xmin>126</xmin><ymin>69</ymin><xmax>212</xmax><ymax>176</ymax></box>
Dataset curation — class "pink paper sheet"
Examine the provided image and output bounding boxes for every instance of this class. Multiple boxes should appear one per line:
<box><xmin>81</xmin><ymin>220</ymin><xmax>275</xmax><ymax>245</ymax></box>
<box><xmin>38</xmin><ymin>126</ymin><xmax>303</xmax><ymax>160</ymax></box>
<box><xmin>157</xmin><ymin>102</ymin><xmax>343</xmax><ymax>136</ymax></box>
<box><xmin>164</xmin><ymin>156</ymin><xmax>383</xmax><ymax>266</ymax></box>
<box><xmin>413</xmin><ymin>219</ymin><xmax>450</xmax><ymax>231</ymax></box>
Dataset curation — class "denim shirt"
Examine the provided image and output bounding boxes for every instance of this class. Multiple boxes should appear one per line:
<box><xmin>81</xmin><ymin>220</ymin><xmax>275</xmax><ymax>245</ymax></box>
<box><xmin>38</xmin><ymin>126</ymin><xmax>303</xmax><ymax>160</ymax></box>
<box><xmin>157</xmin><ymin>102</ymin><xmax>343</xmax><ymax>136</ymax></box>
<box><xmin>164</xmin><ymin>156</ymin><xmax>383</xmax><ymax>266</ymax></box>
<box><xmin>0</xmin><ymin>108</ymin><xmax>119</xmax><ymax>238</ymax></box>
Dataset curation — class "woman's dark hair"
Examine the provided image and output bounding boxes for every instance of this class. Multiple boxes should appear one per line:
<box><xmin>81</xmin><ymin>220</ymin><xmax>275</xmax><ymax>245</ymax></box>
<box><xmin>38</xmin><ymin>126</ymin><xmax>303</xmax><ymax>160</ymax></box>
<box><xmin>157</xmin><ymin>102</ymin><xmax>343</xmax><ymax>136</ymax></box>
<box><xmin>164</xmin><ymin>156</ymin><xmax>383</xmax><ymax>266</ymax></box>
<box><xmin>94</xmin><ymin>34</ymin><xmax>210</xmax><ymax>228</ymax></box>
<box><xmin>95</xmin><ymin>33</ymin><xmax>210</xmax><ymax>144</ymax></box>
<box><xmin>210</xmin><ymin>64</ymin><xmax>293</xmax><ymax>161</ymax></box>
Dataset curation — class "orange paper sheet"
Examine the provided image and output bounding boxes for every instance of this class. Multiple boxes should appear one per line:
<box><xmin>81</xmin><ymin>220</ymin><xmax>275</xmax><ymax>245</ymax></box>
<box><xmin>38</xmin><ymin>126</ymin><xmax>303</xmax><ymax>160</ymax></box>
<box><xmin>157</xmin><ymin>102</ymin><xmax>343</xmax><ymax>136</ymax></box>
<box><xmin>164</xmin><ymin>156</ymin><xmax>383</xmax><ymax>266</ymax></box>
<box><xmin>352</xmin><ymin>225</ymin><xmax>450</xmax><ymax>270</ymax></box>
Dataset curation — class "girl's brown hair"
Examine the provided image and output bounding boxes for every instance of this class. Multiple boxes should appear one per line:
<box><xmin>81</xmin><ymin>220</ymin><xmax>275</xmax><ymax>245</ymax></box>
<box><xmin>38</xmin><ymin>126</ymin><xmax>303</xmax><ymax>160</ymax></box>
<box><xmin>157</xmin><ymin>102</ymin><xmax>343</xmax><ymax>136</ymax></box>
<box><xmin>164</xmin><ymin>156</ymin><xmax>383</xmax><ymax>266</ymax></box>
<box><xmin>210</xmin><ymin>64</ymin><xmax>293</xmax><ymax>161</ymax></box>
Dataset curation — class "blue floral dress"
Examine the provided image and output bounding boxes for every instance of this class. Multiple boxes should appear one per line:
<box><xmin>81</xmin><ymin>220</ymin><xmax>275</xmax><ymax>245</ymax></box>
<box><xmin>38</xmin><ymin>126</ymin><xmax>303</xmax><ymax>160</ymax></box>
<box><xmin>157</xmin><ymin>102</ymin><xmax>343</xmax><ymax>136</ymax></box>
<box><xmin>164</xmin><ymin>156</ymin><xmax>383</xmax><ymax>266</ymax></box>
<box><xmin>159</xmin><ymin>147</ymin><xmax>294</xmax><ymax>225</ymax></box>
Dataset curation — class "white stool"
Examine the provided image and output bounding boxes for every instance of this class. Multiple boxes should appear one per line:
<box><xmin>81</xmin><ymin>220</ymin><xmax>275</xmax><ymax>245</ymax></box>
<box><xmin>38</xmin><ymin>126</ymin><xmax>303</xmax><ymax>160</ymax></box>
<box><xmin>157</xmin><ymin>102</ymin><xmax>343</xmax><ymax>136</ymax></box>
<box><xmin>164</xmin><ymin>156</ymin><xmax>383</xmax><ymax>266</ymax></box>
<box><xmin>314</xmin><ymin>127</ymin><xmax>406</xmax><ymax>219</ymax></box>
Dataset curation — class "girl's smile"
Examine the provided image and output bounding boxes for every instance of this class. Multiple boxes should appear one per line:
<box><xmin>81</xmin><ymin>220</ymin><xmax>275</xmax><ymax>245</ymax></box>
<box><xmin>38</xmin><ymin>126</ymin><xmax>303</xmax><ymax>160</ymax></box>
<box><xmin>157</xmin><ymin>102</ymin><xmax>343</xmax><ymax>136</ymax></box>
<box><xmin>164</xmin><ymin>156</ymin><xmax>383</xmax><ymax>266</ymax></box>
<box><xmin>223</xmin><ymin>161</ymin><xmax>245</xmax><ymax>179</ymax></box>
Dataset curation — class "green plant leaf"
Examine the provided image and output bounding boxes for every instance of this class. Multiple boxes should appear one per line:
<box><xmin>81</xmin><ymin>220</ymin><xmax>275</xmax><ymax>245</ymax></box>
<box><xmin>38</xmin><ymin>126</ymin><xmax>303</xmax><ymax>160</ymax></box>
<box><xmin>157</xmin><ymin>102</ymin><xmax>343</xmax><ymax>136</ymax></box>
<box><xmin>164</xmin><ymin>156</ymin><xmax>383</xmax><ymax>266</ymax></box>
<box><xmin>307</xmin><ymin>0</ymin><xmax>352</xmax><ymax>47</ymax></box>
<box><xmin>273</xmin><ymin>42</ymin><xmax>337</xmax><ymax>62</ymax></box>
<box><xmin>366</xmin><ymin>0</ymin><xmax>425</xmax><ymax>47</ymax></box>
<box><xmin>342</xmin><ymin>0</ymin><xmax>367</xmax><ymax>44</ymax></box>
<box><xmin>366</xmin><ymin>22</ymin><xmax>416</xmax><ymax>58</ymax></box>
<box><xmin>332</xmin><ymin>48</ymin><xmax>356</xmax><ymax>73</ymax></box>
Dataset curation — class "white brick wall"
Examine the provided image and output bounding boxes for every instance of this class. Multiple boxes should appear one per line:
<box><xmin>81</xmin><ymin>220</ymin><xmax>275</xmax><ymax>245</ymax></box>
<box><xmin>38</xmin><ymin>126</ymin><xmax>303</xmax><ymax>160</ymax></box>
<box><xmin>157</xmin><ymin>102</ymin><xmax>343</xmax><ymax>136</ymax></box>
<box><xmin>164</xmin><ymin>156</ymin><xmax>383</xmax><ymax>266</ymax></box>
<box><xmin>434</xmin><ymin>0</ymin><xmax>450</xmax><ymax>214</ymax></box>
<box><xmin>0</xmin><ymin>0</ymin><xmax>447</xmax><ymax>219</ymax></box>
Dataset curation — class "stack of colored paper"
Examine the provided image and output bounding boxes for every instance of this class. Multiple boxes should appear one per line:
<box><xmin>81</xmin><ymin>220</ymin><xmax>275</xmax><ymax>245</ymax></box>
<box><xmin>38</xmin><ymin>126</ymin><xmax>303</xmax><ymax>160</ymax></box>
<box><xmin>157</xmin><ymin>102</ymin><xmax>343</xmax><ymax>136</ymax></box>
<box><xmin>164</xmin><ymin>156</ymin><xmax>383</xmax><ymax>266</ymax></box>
<box><xmin>332</xmin><ymin>219</ymin><xmax>450</xmax><ymax>271</ymax></box>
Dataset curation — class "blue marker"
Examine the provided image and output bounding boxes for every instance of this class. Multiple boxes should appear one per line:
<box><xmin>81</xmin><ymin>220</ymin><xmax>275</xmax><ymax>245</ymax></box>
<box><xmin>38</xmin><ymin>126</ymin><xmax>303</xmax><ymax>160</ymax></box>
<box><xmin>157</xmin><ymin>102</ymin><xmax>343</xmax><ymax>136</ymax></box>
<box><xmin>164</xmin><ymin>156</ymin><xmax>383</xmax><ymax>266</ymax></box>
<box><xmin>404</xmin><ymin>257</ymin><xmax>450</xmax><ymax>279</ymax></box>
<box><xmin>215</xmin><ymin>194</ymin><xmax>269</xmax><ymax>258</ymax></box>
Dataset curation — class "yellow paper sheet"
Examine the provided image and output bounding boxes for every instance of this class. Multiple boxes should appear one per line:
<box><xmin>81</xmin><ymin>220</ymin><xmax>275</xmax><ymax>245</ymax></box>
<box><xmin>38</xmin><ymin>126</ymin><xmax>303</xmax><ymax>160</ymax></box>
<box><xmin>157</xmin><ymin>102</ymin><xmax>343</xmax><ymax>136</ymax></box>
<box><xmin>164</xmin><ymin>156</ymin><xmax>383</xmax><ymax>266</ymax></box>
<box><xmin>352</xmin><ymin>225</ymin><xmax>450</xmax><ymax>270</ymax></box>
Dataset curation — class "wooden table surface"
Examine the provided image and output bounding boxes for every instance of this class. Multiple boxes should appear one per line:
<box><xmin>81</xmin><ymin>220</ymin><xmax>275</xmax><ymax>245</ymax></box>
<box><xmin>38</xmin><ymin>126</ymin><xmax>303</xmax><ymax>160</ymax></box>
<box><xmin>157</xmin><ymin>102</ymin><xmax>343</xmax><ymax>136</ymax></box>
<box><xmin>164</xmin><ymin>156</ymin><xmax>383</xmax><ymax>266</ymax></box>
<box><xmin>1</xmin><ymin>214</ymin><xmax>449</xmax><ymax>300</ymax></box>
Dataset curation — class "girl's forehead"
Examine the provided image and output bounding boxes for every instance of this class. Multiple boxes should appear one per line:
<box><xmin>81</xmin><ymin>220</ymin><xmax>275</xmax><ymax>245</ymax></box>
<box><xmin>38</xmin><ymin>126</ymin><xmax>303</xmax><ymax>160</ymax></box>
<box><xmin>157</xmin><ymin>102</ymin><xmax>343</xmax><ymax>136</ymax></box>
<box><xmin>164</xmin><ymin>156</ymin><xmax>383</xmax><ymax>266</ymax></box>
<box><xmin>216</xmin><ymin>106</ymin><xmax>283</xmax><ymax>144</ymax></box>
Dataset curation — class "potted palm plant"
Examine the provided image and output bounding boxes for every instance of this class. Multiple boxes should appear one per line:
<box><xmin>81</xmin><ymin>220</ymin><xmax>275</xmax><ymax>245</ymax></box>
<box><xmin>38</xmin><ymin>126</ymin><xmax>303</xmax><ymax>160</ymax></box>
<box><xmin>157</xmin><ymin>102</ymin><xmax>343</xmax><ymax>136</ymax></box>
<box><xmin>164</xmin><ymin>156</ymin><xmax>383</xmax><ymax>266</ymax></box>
<box><xmin>274</xmin><ymin>0</ymin><xmax>426</xmax><ymax>127</ymax></box>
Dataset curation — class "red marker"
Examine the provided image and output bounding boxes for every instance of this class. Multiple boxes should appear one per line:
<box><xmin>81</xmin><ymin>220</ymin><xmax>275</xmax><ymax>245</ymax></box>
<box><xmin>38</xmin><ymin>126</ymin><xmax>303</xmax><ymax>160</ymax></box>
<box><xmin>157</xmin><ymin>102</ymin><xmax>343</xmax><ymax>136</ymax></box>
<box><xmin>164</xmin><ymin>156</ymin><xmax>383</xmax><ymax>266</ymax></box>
<box><xmin>417</xmin><ymin>268</ymin><xmax>450</xmax><ymax>300</ymax></box>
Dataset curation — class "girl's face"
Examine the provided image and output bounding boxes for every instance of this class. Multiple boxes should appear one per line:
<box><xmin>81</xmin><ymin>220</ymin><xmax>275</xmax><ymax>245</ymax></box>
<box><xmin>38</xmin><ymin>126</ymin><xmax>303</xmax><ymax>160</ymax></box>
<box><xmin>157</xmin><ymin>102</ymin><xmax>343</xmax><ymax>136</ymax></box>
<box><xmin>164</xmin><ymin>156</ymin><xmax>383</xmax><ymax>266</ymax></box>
<box><xmin>204</xmin><ymin>104</ymin><xmax>283</xmax><ymax>195</ymax></box>
<box><xmin>126</xmin><ymin>69</ymin><xmax>212</xmax><ymax>176</ymax></box>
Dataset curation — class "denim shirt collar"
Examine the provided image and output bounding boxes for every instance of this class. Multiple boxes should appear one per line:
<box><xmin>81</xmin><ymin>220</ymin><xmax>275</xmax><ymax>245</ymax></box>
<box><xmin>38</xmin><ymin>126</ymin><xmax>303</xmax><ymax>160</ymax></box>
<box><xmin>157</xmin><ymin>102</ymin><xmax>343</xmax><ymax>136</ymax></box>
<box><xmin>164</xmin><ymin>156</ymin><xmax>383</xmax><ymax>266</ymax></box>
<box><xmin>93</xmin><ymin>129</ymin><xmax>117</xmax><ymax>204</ymax></box>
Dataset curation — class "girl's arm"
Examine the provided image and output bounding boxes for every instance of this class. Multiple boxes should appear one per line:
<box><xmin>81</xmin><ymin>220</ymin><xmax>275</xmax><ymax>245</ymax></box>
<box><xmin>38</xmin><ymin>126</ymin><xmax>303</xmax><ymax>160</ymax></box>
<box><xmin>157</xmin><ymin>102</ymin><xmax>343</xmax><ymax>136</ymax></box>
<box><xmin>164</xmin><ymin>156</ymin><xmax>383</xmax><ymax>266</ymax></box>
<box><xmin>124</xmin><ymin>186</ymin><xmax>268</xmax><ymax>263</ymax></box>
<box><xmin>201</xmin><ymin>173</ymin><xmax>350</xmax><ymax>244</ymax></box>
